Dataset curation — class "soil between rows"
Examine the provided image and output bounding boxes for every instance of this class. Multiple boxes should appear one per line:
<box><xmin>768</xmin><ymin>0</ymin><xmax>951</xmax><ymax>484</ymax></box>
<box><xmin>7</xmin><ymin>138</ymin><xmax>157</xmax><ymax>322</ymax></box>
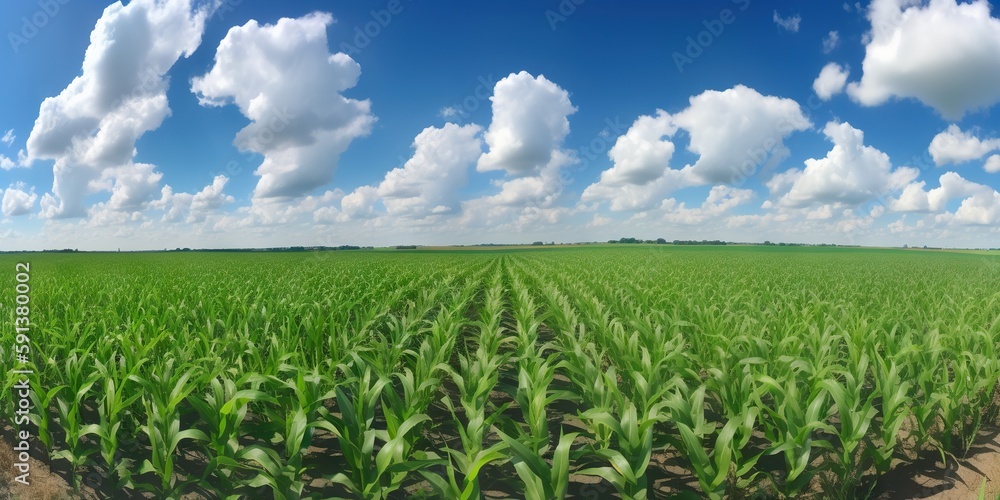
<box><xmin>3</xmin><ymin>420</ymin><xmax>1000</xmax><ymax>499</ymax></box>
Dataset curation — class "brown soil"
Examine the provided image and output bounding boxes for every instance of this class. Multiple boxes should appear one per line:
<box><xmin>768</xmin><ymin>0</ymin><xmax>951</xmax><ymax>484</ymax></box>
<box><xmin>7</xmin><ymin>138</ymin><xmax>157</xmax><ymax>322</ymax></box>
<box><xmin>0</xmin><ymin>438</ymin><xmax>71</xmax><ymax>500</ymax></box>
<box><xmin>874</xmin><ymin>429</ymin><xmax>1000</xmax><ymax>499</ymax></box>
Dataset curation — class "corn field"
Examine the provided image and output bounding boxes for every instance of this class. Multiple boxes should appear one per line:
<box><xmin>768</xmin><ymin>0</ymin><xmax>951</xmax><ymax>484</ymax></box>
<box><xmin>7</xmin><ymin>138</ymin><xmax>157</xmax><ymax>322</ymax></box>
<box><xmin>2</xmin><ymin>246</ymin><xmax>999</xmax><ymax>499</ymax></box>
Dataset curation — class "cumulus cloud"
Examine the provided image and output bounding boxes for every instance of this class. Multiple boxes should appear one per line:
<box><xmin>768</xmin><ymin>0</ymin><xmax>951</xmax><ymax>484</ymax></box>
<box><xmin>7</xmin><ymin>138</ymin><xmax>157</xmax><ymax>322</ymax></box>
<box><xmin>952</xmin><ymin>189</ymin><xmax>1000</xmax><ymax>224</ymax></box>
<box><xmin>986</xmin><ymin>154</ymin><xmax>1000</xmax><ymax>173</ymax></box>
<box><xmin>813</xmin><ymin>63</ymin><xmax>849</xmax><ymax>100</ymax></box>
<box><xmin>773</xmin><ymin>11</ymin><xmax>802</xmax><ymax>32</ymax></box>
<box><xmin>2</xmin><ymin>184</ymin><xmax>38</xmax><ymax>217</ymax></box>
<box><xmin>1</xmin><ymin>129</ymin><xmax>13</xmax><ymax>147</ymax></box>
<box><xmin>928</xmin><ymin>124</ymin><xmax>1000</xmax><ymax>165</ymax></box>
<box><xmin>151</xmin><ymin>175</ymin><xmax>235</xmax><ymax>223</ymax></box>
<box><xmin>777</xmin><ymin>121</ymin><xmax>918</xmax><ymax>207</ymax></box>
<box><xmin>377</xmin><ymin>123</ymin><xmax>483</xmax><ymax>218</ymax></box>
<box><xmin>0</xmin><ymin>155</ymin><xmax>15</xmax><ymax>170</ymax></box>
<box><xmin>459</xmin><ymin>72</ymin><xmax>578</xmax><ymax>228</ymax></box>
<box><xmin>624</xmin><ymin>185</ymin><xmax>756</xmax><ymax>227</ymax></box>
<box><xmin>101</xmin><ymin>163</ymin><xmax>164</xmax><ymax>211</ymax></box>
<box><xmin>339</xmin><ymin>186</ymin><xmax>379</xmax><ymax>221</ymax></box>
<box><xmin>476</xmin><ymin>71</ymin><xmax>576</xmax><ymax>176</ymax></box>
<box><xmin>583</xmin><ymin>85</ymin><xmax>809</xmax><ymax>213</ymax></box>
<box><xmin>581</xmin><ymin>110</ymin><xmax>690</xmax><ymax>211</ymax></box>
<box><xmin>336</xmin><ymin>123</ymin><xmax>483</xmax><ymax>222</ymax></box>
<box><xmin>890</xmin><ymin>171</ymin><xmax>985</xmax><ymax>212</ymax></box>
<box><xmin>704</xmin><ymin>185</ymin><xmax>755</xmax><ymax>210</ymax></box>
<box><xmin>192</xmin><ymin>12</ymin><xmax>375</xmax><ymax>200</ymax></box>
<box><xmin>594</xmin><ymin>110</ymin><xmax>677</xmax><ymax>186</ymax></box>
<box><xmin>673</xmin><ymin>85</ymin><xmax>811</xmax><ymax>184</ymax></box>
<box><xmin>822</xmin><ymin>31</ymin><xmax>840</xmax><ymax>53</ymax></box>
<box><xmin>891</xmin><ymin>171</ymin><xmax>1000</xmax><ymax>224</ymax></box>
<box><xmin>847</xmin><ymin>0</ymin><xmax>1000</xmax><ymax>119</ymax></box>
<box><xmin>24</xmin><ymin>0</ymin><xmax>214</xmax><ymax>218</ymax></box>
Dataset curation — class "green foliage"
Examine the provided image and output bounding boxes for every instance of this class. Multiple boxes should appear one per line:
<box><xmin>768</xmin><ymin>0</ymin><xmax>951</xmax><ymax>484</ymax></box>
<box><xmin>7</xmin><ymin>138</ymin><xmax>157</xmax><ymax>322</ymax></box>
<box><xmin>1</xmin><ymin>247</ymin><xmax>998</xmax><ymax>498</ymax></box>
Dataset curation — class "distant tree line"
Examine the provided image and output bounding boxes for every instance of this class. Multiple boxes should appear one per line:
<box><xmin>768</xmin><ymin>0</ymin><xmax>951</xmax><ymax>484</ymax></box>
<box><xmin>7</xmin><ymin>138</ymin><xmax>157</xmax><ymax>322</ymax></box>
<box><xmin>607</xmin><ymin>237</ymin><xmax>726</xmax><ymax>245</ymax></box>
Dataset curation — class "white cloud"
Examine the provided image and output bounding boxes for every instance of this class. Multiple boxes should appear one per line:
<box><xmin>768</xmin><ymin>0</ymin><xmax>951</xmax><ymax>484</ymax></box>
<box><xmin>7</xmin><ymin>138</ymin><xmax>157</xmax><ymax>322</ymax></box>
<box><xmin>460</xmin><ymin>72</ymin><xmax>578</xmax><ymax>229</ymax></box>
<box><xmin>581</xmin><ymin>110</ymin><xmax>690</xmax><ymax>211</ymax></box>
<box><xmin>1</xmin><ymin>129</ymin><xmax>14</xmax><ymax>146</ymax></box>
<box><xmin>773</xmin><ymin>11</ymin><xmax>802</xmax><ymax>32</ymax></box>
<box><xmin>893</xmin><ymin>171</ymin><xmax>1000</xmax><ymax>225</ymax></box>
<box><xmin>778</xmin><ymin>121</ymin><xmax>918</xmax><ymax>207</ymax></box>
<box><xmin>986</xmin><ymin>154</ymin><xmax>1000</xmax><ymax>173</ymax></box>
<box><xmin>24</xmin><ymin>0</ymin><xmax>214</xmax><ymax>219</ymax></box>
<box><xmin>476</xmin><ymin>71</ymin><xmax>576</xmax><ymax>176</ymax></box>
<box><xmin>337</xmin><ymin>123</ymin><xmax>483</xmax><ymax>222</ymax></box>
<box><xmin>848</xmin><ymin>0</ymin><xmax>1000</xmax><ymax>119</ymax></box>
<box><xmin>377</xmin><ymin>123</ymin><xmax>483</xmax><ymax>218</ymax></box>
<box><xmin>813</xmin><ymin>63</ymin><xmax>849</xmax><ymax>100</ymax></box>
<box><xmin>339</xmin><ymin>185</ymin><xmax>379</xmax><ymax>221</ymax></box>
<box><xmin>0</xmin><ymin>155</ymin><xmax>15</xmax><ymax>170</ymax></box>
<box><xmin>673</xmin><ymin>85</ymin><xmax>811</xmax><ymax>184</ymax></box>
<box><xmin>890</xmin><ymin>171</ymin><xmax>984</xmax><ymax>212</ymax></box>
<box><xmin>953</xmin><ymin>189</ymin><xmax>1000</xmax><ymax>224</ymax></box>
<box><xmin>596</xmin><ymin>110</ymin><xmax>677</xmax><ymax>186</ymax></box>
<box><xmin>2</xmin><ymin>184</ymin><xmax>38</xmax><ymax>217</ymax></box>
<box><xmin>192</xmin><ymin>12</ymin><xmax>375</xmax><ymax>200</ymax></box>
<box><xmin>583</xmin><ymin>85</ymin><xmax>810</xmax><ymax>213</ymax></box>
<box><xmin>152</xmin><ymin>175</ymin><xmax>235</xmax><ymax>223</ymax></box>
<box><xmin>822</xmin><ymin>31</ymin><xmax>840</xmax><ymax>53</ymax></box>
<box><xmin>226</xmin><ymin>189</ymin><xmax>345</xmax><ymax>229</ymax></box>
<box><xmin>102</xmin><ymin>163</ymin><xmax>164</xmax><ymax>211</ymax></box>
<box><xmin>636</xmin><ymin>185</ymin><xmax>755</xmax><ymax>226</ymax></box>
<box><xmin>700</xmin><ymin>185</ymin><xmax>755</xmax><ymax>214</ymax></box>
<box><xmin>928</xmin><ymin>124</ymin><xmax>1000</xmax><ymax>166</ymax></box>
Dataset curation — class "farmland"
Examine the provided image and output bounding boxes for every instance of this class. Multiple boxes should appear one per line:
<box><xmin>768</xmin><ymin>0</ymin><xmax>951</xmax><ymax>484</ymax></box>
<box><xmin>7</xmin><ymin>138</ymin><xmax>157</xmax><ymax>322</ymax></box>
<box><xmin>2</xmin><ymin>246</ymin><xmax>1000</xmax><ymax>499</ymax></box>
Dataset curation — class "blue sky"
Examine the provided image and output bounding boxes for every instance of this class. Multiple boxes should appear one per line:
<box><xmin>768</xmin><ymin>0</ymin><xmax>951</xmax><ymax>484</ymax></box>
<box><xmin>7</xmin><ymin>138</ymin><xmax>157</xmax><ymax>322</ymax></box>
<box><xmin>2</xmin><ymin>0</ymin><xmax>1000</xmax><ymax>249</ymax></box>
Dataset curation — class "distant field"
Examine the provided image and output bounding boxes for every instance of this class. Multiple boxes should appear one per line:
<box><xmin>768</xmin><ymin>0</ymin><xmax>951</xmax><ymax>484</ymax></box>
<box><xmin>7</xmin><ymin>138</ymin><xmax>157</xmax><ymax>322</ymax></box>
<box><xmin>2</xmin><ymin>247</ymin><xmax>999</xmax><ymax>498</ymax></box>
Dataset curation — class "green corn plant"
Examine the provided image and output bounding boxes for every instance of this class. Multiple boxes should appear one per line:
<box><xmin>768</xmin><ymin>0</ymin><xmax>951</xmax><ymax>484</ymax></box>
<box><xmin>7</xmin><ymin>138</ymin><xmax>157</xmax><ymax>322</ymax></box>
<box><xmin>755</xmin><ymin>372</ymin><xmax>831</xmax><ymax>497</ymax></box>
<box><xmin>818</xmin><ymin>359</ymin><xmax>878</xmax><ymax>497</ymax></box>
<box><xmin>381</xmin><ymin>333</ymin><xmax>450</xmax><ymax>435</ymax></box>
<box><xmin>26</xmin><ymin>381</ymin><xmax>67</xmax><ymax>456</ymax></box>
<box><xmin>51</xmin><ymin>376</ymin><xmax>101</xmax><ymax>492</ymax></box>
<box><xmin>241</xmin><ymin>408</ymin><xmax>318</xmax><ymax>500</ymax></box>
<box><xmin>132</xmin><ymin>360</ymin><xmax>206</xmax><ymax>498</ymax></box>
<box><xmin>94</xmin><ymin>373</ymin><xmax>144</xmax><ymax>490</ymax></box>
<box><xmin>241</xmin><ymin>363</ymin><xmax>336</xmax><ymax>498</ymax></box>
<box><xmin>577</xmin><ymin>402</ymin><xmax>665</xmax><ymax>500</ymax></box>
<box><xmin>187</xmin><ymin>373</ymin><xmax>275</xmax><ymax>496</ymax></box>
<box><xmin>867</xmin><ymin>351</ymin><xmax>912</xmax><ymax>476</ymax></box>
<box><xmin>665</xmin><ymin>383</ymin><xmax>763</xmax><ymax>499</ymax></box>
<box><xmin>420</xmin><ymin>336</ymin><xmax>510</xmax><ymax>499</ymax></box>
<box><xmin>48</xmin><ymin>350</ymin><xmax>102</xmax><ymax>492</ymax></box>
<box><xmin>908</xmin><ymin>329</ymin><xmax>947</xmax><ymax>459</ymax></box>
<box><xmin>557</xmin><ymin>340</ymin><xmax>624</xmax><ymax>447</ymax></box>
<box><xmin>498</xmin><ymin>429</ymin><xmax>578</xmax><ymax>500</ymax></box>
<box><xmin>137</xmin><ymin>396</ymin><xmax>209</xmax><ymax>499</ymax></box>
<box><xmin>417</xmin><ymin>419</ymin><xmax>509</xmax><ymax>500</ymax></box>
<box><xmin>505</xmin><ymin>353</ymin><xmax>575</xmax><ymax>455</ymax></box>
<box><xmin>316</xmin><ymin>355</ymin><xmax>440</xmax><ymax>499</ymax></box>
